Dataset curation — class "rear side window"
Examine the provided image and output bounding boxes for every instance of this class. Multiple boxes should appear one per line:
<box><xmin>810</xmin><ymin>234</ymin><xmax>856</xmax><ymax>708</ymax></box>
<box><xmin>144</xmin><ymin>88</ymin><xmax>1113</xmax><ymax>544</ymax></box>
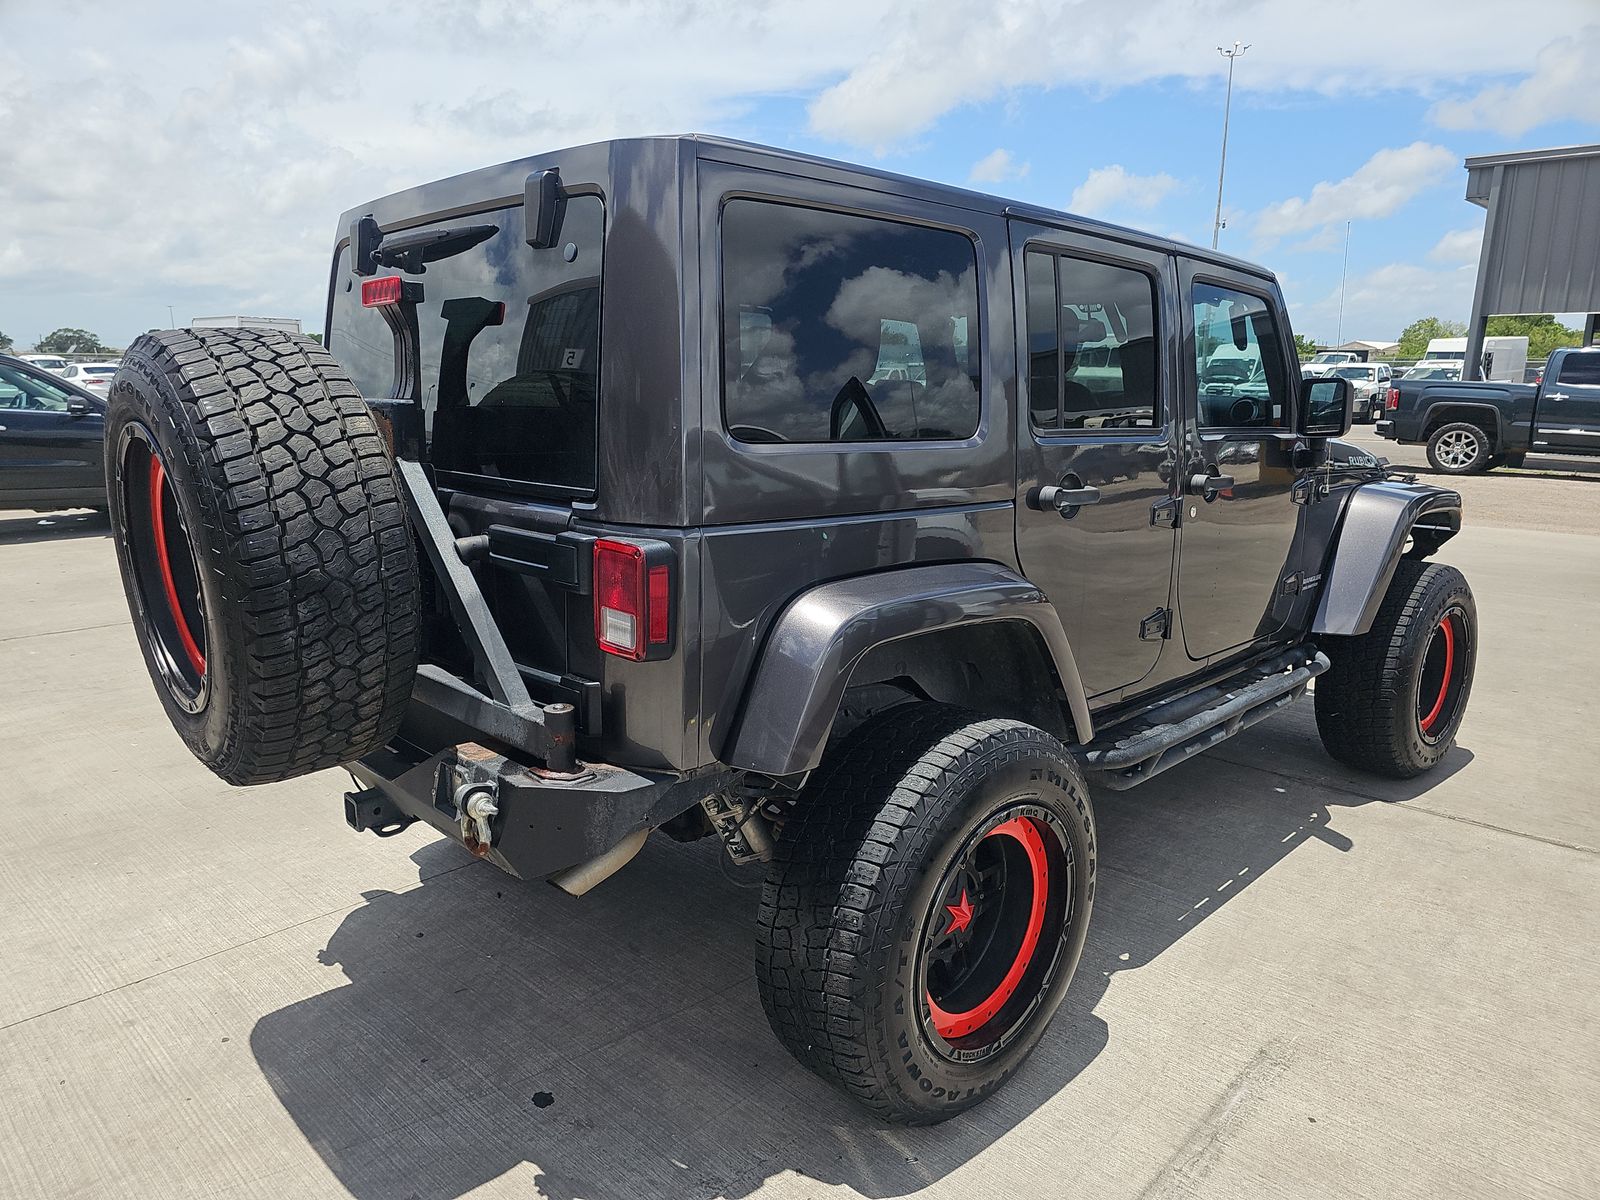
<box><xmin>1191</xmin><ymin>283</ymin><xmax>1291</xmax><ymax>429</ymax></box>
<box><xmin>722</xmin><ymin>201</ymin><xmax>980</xmax><ymax>444</ymax></box>
<box><xmin>1026</xmin><ymin>250</ymin><xmax>1159</xmax><ymax>431</ymax></box>
<box><xmin>328</xmin><ymin>194</ymin><xmax>604</xmax><ymax>494</ymax></box>
<box><xmin>1557</xmin><ymin>353</ymin><xmax>1600</xmax><ymax>385</ymax></box>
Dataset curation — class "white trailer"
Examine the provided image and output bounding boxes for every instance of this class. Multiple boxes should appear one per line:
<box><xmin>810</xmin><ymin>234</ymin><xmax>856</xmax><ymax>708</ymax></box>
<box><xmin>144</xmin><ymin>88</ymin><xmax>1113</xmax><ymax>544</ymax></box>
<box><xmin>1421</xmin><ymin>336</ymin><xmax>1527</xmax><ymax>382</ymax></box>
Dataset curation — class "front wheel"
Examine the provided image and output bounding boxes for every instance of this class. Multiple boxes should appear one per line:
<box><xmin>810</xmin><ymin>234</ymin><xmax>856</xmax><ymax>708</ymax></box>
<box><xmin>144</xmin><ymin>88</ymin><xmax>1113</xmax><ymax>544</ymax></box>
<box><xmin>1315</xmin><ymin>559</ymin><xmax>1476</xmax><ymax>778</ymax></box>
<box><xmin>755</xmin><ymin>704</ymin><xmax>1095</xmax><ymax>1124</ymax></box>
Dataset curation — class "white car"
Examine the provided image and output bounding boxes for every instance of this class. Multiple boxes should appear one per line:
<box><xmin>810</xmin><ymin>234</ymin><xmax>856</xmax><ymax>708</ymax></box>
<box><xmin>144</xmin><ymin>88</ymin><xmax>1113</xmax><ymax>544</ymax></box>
<box><xmin>59</xmin><ymin>362</ymin><xmax>121</xmax><ymax>394</ymax></box>
<box><xmin>18</xmin><ymin>354</ymin><xmax>70</xmax><ymax>375</ymax></box>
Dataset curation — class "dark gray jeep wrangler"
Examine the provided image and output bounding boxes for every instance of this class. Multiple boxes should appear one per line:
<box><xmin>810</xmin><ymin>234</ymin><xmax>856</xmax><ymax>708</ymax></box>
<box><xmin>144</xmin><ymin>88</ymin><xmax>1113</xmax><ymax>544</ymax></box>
<box><xmin>106</xmin><ymin>136</ymin><xmax>1475</xmax><ymax>1124</ymax></box>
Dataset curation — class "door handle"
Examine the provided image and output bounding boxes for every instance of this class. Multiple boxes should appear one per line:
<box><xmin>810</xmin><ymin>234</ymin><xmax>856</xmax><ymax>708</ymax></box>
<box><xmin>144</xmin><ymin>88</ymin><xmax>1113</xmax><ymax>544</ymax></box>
<box><xmin>1546</xmin><ymin>392</ymin><xmax>1569</xmax><ymax>401</ymax></box>
<box><xmin>1187</xmin><ymin>471</ymin><xmax>1235</xmax><ymax>497</ymax></box>
<box><xmin>1037</xmin><ymin>483</ymin><xmax>1103</xmax><ymax>516</ymax></box>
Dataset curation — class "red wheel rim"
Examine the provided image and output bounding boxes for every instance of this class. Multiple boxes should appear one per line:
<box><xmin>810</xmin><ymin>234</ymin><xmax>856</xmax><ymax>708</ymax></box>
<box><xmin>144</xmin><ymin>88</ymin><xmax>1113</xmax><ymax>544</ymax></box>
<box><xmin>919</xmin><ymin>804</ymin><xmax>1072</xmax><ymax>1059</ymax></box>
<box><xmin>927</xmin><ymin>816</ymin><xmax>1050</xmax><ymax>1039</ymax></box>
<box><xmin>118</xmin><ymin>425</ymin><xmax>209</xmax><ymax>707</ymax></box>
<box><xmin>148</xmin><ymin>455</ymin><xmax>206</xmax><ymax>677</ymax></box>
<box><xmin>1418</xmin><ymin>615</ymin><xmax>1455</xmax><ymax>735</ymax></box>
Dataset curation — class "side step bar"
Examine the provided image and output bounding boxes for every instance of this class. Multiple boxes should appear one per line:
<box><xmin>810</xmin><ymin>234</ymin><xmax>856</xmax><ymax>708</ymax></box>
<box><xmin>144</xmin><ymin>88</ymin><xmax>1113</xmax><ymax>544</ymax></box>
<box><xmin>1076</xmin><ymin>647</ymin><xmax>1329</xmax><ymax>790</ymax></box>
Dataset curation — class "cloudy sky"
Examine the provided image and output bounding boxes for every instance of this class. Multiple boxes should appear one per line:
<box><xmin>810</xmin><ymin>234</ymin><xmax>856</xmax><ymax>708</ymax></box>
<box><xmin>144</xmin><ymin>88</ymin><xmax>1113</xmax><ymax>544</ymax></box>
<box><xmin>3</xmin><ymin>0</ymin><xmax>1598</xmax><ymax>350</ymax></box>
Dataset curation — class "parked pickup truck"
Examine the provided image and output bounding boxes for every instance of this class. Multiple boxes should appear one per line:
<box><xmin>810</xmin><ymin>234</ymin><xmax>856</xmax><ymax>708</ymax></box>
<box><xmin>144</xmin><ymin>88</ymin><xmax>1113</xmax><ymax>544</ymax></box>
<box><xmin>1377</xmin><ymin>345</ymin><xmax>1600</xmax><ymax>474</ymax></box>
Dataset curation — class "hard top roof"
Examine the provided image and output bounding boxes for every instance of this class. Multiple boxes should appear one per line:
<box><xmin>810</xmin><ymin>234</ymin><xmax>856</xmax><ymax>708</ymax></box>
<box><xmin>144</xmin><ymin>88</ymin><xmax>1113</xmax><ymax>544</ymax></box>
<box><xmin>336</xmin><ymin>134</ymin><xmax>1277</xmax><ymax>283</ymax></box>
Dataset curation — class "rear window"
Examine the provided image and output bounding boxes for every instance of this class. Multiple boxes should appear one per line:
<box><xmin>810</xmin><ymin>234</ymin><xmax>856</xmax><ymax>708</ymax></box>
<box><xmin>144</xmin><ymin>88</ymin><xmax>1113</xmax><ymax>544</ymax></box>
<box><xmin>1557</xmin><ymin>353</ymin><xmax>1600</xmax><ymax>386</ymax></box>
<box><xmin>721</xmin><ymin>201</ymin><xmax>980</xmax><ymax>444</ymax></box>
<box><xmin>328</xmin><ymin>194</ymin><xmax>603</xmax><ymax>495</ymax></box>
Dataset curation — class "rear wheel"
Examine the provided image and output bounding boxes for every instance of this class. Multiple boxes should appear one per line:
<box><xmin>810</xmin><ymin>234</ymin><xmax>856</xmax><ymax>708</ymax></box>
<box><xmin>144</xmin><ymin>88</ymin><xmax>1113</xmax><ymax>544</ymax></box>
<box><xmin>1315</xmin><ymin>559</ymin><xmax>1476</xmax><ymax>778</ymax></box>
<box><xmin>107</xmin><ymin>328</ymin><xmax>419</xmax><ymax>785</ymax></box>
<box><xmin>756</xmin><ymin>704</ymin><xmax>1095</xmax><ymax>1123</ymax></box>
<box><xmin>1426</xmin><ymin>422</ymin><xmax>1491</xmax><ymax>475</ymax></box>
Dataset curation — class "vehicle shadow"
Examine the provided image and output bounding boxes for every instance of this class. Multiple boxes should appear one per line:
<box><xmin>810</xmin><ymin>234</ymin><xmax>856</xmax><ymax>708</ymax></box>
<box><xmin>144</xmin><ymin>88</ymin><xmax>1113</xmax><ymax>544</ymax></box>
<box><xmin>250</xmin><ymin>731</ymin><xmax>1473</xmax><ymax>1200</ymax></box>
<box><xmin>0</xmin><ymin>508</ymin><xmax>109</xmax><ymax>545</ymax></box>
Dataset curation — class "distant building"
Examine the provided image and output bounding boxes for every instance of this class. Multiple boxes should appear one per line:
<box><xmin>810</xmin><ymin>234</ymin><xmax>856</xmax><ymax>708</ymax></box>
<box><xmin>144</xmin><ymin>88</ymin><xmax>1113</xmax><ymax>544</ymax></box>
<box><xmin>1333</xmin><ymin>340</ymin><xmax>1400</xmax><ymax>358</ymax></box>
<box><xmin>190</xmin><ymin>315</ymin><xmax>303</xmax><ymax>335</ymax></box>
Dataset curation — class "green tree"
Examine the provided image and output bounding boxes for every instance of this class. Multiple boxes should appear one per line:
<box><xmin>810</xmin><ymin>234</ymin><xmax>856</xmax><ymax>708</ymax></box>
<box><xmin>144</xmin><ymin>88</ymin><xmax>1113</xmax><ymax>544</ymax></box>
<box><xmin>1396</xmin><ymin>317</ymin><xmax>1467</xmax><ymax>359</ymax></box>
<box><xmin>0</xmin><ymin>330</ymin><xmax>13</xmax><ymax>353</ymax></box>
<box><xmin>1293</xmin><ymin>333</ymin><xmax>1318</xmax><ymax>361</ymax></box>
<box><xmin>36</xmin><ymin>328</ymin><xmax>109</xmax><ymax>354</ymax></box>
<box><xmin>1485</xmin><ymin>314</ymin><xmax>1581</xmax><ymax>361</ymax></box>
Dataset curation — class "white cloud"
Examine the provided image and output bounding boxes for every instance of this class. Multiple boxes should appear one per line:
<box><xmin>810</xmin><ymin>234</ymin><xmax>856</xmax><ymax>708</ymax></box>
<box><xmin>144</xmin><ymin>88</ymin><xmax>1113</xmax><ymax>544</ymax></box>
<box><xmin>0</xmin><ymin>0</ymin><xmax>883</xmax><ymax>346</ymax></box>
<box><xmin>1068</xmin><ymin>166</ymin><xmax>1179</xmax><ymax>219</ymax></box>
<box><xmin>968</xmin><ymin>149</ymin><xmax>1029</xmax><ymax>185</ymax></box>
<box><xmin>1287</xmin><ymin>262</ymin><xmax>1477</xmax><ymax>345</ymax></box>
<box><xmin>1253</xmin><ymin>143</ymin><xmax>1458</xmax><ymax>245</ymax></box>
<box><xmin>1429</xmin><ymin>226</ymin><xmax>1485</xmax><ymax>266</ymax></box>
<box><xmin>1431</xmin><ymin>25</ymin><xmax>1600</xmax><ymax>135</ymax></box>
<box><xmin>806</xmin><ymin>0</ymin><xmax>1598</xmax><ymax>147</ymax></box>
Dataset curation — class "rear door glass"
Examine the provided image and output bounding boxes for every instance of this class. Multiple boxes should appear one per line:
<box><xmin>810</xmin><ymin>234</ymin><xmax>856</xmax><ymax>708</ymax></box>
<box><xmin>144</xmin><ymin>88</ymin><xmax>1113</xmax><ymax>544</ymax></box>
<box><xmin>328</xmin><ymin>195</ymin><xmax>603</xmax><ymax>494</ymax></box>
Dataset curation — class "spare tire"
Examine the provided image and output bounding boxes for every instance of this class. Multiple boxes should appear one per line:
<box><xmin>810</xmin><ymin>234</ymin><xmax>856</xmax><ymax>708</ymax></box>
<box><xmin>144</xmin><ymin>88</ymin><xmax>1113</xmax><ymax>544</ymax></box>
<box><xmin>106</xmin><ymin>327</ymin><xmax>419</xmax><ymax>785</ymax></box>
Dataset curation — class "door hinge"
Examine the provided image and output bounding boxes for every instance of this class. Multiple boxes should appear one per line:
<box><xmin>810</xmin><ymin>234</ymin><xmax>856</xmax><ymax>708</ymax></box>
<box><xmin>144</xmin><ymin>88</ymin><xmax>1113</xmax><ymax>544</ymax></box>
<box><xmin>1291</xmin><ymin>477</ymin><xmax>1316</xmax><ymax>505</ymax></box>
<box><xmin>1150</xmin><ymin>497</ymin><xmax>1181</xmax><ymax>528</ymax></box>
<box><xmin>1139</xmin><ymin>608</ymin><xmax>1171</xmax><ymax>641</ymax></box>
<box><xmin>1280</xmin><ymin>572</ymin><xmax>1305</xmax><ymax>596</ymax></box>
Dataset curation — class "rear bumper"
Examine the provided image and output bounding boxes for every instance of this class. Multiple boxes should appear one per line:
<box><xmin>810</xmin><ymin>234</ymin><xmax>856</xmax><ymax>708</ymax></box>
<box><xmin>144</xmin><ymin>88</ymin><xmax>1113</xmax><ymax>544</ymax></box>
<box><xmin>347</xmin><ymin>737</ymin><xmax>723</xmax><ymax>881</ymax></box>
<box><xmin>1375</xmin><ymin>420</ymin><xmax>1396</xmax><ymax>439</ymax></box>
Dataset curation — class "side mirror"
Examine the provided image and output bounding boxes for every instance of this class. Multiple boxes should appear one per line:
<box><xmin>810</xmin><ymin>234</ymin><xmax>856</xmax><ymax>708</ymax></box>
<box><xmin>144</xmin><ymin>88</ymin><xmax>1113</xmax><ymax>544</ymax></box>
<box><xmin>1298</xmin><ymin>375</ymin><xmax>1352</xmax><ymax>438</ymax></box>
<box><xmin>66</xmin><ymin>399</ymin><xmax>90</xmax><ymax>418</ymax></box>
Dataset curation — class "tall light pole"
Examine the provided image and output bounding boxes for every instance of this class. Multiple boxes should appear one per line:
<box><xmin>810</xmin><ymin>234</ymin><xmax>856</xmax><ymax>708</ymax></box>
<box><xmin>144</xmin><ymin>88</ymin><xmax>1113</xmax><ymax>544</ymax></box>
<box><xmin>1335</xmin><ymin>220</ymin><xmax>1352</xmax><ymax>345</ymax></box>
<box><xmin>166</xmin><ymin>305</ymin><xmax>176</xmax><ymax>328</ymax></box>
<box><xmin>1211</xmin><ymin>41</ymin><xmax>1250</xmax><ymax>250</ymax></box>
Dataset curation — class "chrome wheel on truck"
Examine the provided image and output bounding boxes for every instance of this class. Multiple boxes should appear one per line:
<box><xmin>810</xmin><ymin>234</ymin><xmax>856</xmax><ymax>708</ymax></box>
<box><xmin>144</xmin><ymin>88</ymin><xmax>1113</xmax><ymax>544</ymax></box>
<box><xmin>1426</xmin><ymin>422</ymin><xmax>1491</xmax><ymax>475</ymax></box>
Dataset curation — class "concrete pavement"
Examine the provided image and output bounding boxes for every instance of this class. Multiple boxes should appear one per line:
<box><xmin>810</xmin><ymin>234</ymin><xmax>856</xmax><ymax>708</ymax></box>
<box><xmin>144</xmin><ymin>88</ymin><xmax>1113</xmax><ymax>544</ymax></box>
<box><xmin>1</xmin><ymin>507</ymin><xmax>1597</xmax><ymax>1200</ymax></box>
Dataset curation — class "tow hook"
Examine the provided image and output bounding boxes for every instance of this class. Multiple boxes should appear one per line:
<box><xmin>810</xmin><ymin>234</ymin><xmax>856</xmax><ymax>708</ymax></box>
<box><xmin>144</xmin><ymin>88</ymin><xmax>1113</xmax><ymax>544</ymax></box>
<box><xmin>454</xmin><ymin>783</ymin><xmax>499</xmax><ymax>857</ymax></box>
<box><xmin>447</xmin><ymin>742</ymin><xmax>507</xmax><ymax>858</ymax></box>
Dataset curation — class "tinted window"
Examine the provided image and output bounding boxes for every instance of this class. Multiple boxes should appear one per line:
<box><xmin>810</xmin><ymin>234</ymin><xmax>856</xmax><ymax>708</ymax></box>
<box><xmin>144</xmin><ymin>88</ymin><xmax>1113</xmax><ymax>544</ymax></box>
<box><xmin>329</xmin><ymin>194</ymin><xmax>603</xmax><ymax>494</ymax></box>
<box><xmin>722</xmin><ymin>201</ymin><xmax>980</xmax><ymax>443</ymax></box>
<box><xmin>0</xmin><ymin>363</ymin><xmax>73</xmax><ymax>411</ymax></box>
<box><xmin>1026</xmin><ymin>251</ymin><xmax>1159</xmax><ymax>431</ymax></box>
<box><xmin>1557</xmin><ymin>353</ymin><xmax>1600</xmax><ymax>385</ymax></box>
<box><xmin>1192</xmin><ymin>283</ymin><xmax>1290</xmax><ymax>429</ymax></box>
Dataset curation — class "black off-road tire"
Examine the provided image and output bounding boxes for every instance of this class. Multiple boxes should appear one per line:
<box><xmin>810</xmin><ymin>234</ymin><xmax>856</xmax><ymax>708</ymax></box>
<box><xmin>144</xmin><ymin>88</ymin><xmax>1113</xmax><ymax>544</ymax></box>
<box><xmin>756</xmin><ymin>704</ymin><xmax>1095</xmax><ymax>1124</ymax></box>
<box><xmin>1426</xmin><ymin>421</ymin><xmax>1492</xmax><ymax>474</ymax></box>
<box><xmin>1315</xmin><ymin>559</ymin><xmax>1475</xmax><ymax>779</ymax></box>
<box><xmin>107</xmin><ymin>328</ymin><xmax>418</xmax><ymax>785</ymax></box>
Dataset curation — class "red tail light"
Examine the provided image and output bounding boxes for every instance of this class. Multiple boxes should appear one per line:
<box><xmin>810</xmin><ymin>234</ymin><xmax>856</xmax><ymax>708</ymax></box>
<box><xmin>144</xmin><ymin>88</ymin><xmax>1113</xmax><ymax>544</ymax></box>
<box><xmin>594</xmin><ymin>538</ymin><xmax>674</xmax><ymax>660</ymax></box>
<box><xmin>361</xmin><ymin>276</ymin><xmax>422</xmax><ymax>308</ymax></box>
<box><xmin>1385</xmin><ymin>387</ymin><xmax>1400</xmax><ymax>410</ymax></box>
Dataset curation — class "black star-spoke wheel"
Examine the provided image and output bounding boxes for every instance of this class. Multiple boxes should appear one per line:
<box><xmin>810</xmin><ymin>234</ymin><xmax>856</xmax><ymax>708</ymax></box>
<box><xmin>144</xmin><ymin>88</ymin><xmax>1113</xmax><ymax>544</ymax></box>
<box><xmin>1316</xmin><ymin>558</ymin><xmax>1477</xmax><ymax>778</ymax></box>
<box><xmin>919</xmin><ymin>807</ymin><xmax>1073</xmax><ymax>1061</ymax></box>
<box><xmin>757</xmin><ymin>704</ymin><xmax>1096</xmax><ymax>1124</ymax></box>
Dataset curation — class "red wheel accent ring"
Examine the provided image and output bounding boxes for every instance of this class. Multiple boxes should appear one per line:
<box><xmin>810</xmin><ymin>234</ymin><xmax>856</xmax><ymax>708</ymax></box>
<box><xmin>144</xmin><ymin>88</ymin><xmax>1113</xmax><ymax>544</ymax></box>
<box><xmin>148</xmin><ymin>455</ymin><xmax>206</xmax><ymax>677</ymax></box>
<box><xmin>1419</xmin><ymin>615</ymin><xmax>1455</xmax><ymax>734</ymax></box>
<box><xmin>928</xmin><ymin>816</ymin><xmax>1050</xmax><ymax>1040</ymax></box>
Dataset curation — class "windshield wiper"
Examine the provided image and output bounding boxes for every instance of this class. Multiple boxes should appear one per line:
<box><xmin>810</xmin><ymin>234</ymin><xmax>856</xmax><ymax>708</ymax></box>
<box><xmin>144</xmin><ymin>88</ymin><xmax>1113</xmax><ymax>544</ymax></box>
<box><xmin>369</xmin><ymin>223</ymin><xmax>498</xmax><ymax>274</ymax></box>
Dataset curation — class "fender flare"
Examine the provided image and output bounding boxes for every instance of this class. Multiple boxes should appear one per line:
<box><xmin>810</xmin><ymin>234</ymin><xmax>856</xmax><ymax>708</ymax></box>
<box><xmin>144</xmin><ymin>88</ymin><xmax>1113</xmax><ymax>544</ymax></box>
<box><xmin>723</xmin><ymin>562</ymin><xmax>1092</xmax><ymax>778</ymax></box>
<box><xmin>1312</xmin><ymin>481</ymin><xmax>1461</xmax><ymax>637</ymax></box>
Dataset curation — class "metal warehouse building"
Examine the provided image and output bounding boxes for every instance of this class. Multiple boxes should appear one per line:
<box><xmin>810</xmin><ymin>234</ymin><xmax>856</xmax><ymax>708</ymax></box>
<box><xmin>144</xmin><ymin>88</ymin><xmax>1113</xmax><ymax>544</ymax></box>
<box><xmin>1464</xmin><ymin>143</ymin><xmax>1600</xmax><ymax>376</ymax></box>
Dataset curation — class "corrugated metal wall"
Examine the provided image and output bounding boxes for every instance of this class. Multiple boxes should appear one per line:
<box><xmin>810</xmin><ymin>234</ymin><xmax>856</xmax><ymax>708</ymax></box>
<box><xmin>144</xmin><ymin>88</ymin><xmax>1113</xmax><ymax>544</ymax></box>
<box><xmin>1471</xmin><ymin>148</ymin><xmax>1600</xmax><ymax>316</ymax></box>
